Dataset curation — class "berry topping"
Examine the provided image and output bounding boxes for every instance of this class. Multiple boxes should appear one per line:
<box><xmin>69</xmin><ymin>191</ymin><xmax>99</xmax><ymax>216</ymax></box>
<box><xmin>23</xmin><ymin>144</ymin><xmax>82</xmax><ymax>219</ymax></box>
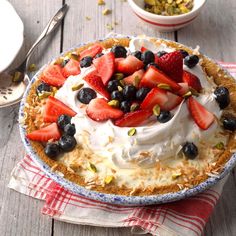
<box><xmin>157</xmin><ymin>110</ymin><xmax>172</xmax><ymax>123</ymax></box>
<box><xmin>26</xmin><ymin>123</ymin><xmax>61</xmax><ymax>141</ymax></box>
<box><xmin>80</xmin><ymin>56</ymin><xmax>93</xmax><ymax>68</ymax></box>
<box><xmin>94</xmin><ymin>52</ymin><xmax>115</xmax><ymax>85</ymax></box>
<box><xmin>41</xmin><ymin>64</ymin><xmax>66</xmax><ymax>87</ymax></box>
<box><xmin>222</xmin><ymin>117</ymin><xmax>236</xmax><ymax>131</ymax></box>
<box><xmin>111</xmin><ymin>45</ymin><xmax>127</xmax><ymax>58</ymax></box>
<box><xmin>83</xmin><ymin>73</ymin><xmax>110</xmax><ymax>99</ymax></box>
<box><xmin>123</xmin><ymin>85</ymin><xmax>137</xmax><ymax>100</ymax></box>
<box><xmin>44</xmin><ymin>143</ymin><xmax>60</xmax><ymax>159</ymax></box>
<box><xmin>184</xmin><ymin>55</ymin><xmax>199</xmax><ymax>68</ymax></box>
<box><xmin>79</xmin><ymin>44</ymin><xmax>103</xmax><ymax>59</ymax></box>
<box><xmin>64</xmin><ymin>123</ymin><xmax>76</xmax><ymax>136</ymax></box>
<box><xmin>59</xmin><ymin>135</ymin><xmax>77</xmax><ymax>152</ymax></box>
<box><xmin>57</xmin><ymin>114</ymin><xmax>72</xmax><ymax>130</ymax></box>
<box><xmin>111</xmin><ymin>90</ymin><xmax>124</xmax><ymax>102</ymax></box>
<box><xmin>44</xmin><ymin>96</ymin><xmax>77</xmax><ymax>123</ymax></box>
<box><xmin>157</xmin><ymin>51</ymin><xmax>167</xmax><ymax>57</ymax></box>
<box><xmin>86</xmin><ymin>98</ymin><xmax>124</xmax><ymax>121</ymax></box>
<box><xmin>139</xmin><ymin>66</ymin><xmax>181</xmax><ymax>91</ymax></box>
<box><xmin>141</xmin><ymin>50</ymin><xmax>155</xmax><ymax>65</ymax></box>
<box><xmin>182</xmin><ymin>70</ymin><xmax>202</xmax><ymax>92</ymax></box>
<box><xmin>94</xmin><ymin>53</ymin><xmax>104</xmax><ymax>59</ymax></box>
<box><xmin>107</xmin><ymin>80</ymin><xmax>120</xmax><ymax>93</ymax></box>
<box><xmin>145</xmin><ymin>62</ymin><xmax>160</xmax><ymax>70</ymax></box>
<box><xmin>179</xmin><ymin>49</ymin><xmax>189</xmax><ymax>58</ymax></box>
<box><xmin>131</xmin><ymin>51</ymin><xmax>142</xmax><ymax>60</ymax></box>
<box><xmin>77</xmin><ymin>87</ymin><xmax>97</xmax><ymax>104</ymax></box>
<box><xmin>214</xmin><ymin>87</ymin><xmax>230</xmax><ymax>109</ymax></box>
<box><xmin>120</xmin><ymin>101</ymin><xmax>131</xmax><ymax>113</ymax></box>
<box><xmin>116</xmin><ymin>55</ymin><xmax>144</xmax><ymax>75</ymax></box>
<box><xmin>156</xmin><ymin>51</ymin><xmax>183</xmax><ymax>82</ymax></box>
<box><xmin>187</xmin><ymin>97</ymin><xmax>215</xmax><ymax>130</ymax></box>
<box><xmin>36</xmin><ymin>82</ymin><xmax>52</xmax><ymax>95</ymax></box>
<box><xmin>161</xmin><ymin>92</ymin><xmax>183</xmax><ymax>111</ymax></box>
<box><xmin>136</xmin><ymin>87</ymin><xmax>151</xmax><ymax>101</ymax></box>
<box><xmin>114</xmin><ymin>110</ymin><xmax>152</xmax><ymax>127</ymax></box>
<box><xmin>123</xmin><ymin>69</ymin><xmax>144</xmax><ymax>87</ymax></box>
<box><xmin>182</xmin><ymin>142</ymin><xmax>198</xmax><ymax>159</ymax></box>
<box><xmin>62</xmin><ymin>58</ymin><xmax>81</xmax><ymax>77</ymax></box>
<box><xmin>140</xmin><ymin>88</ymin><xmax>168</xmax><ymax>110</ymax></box>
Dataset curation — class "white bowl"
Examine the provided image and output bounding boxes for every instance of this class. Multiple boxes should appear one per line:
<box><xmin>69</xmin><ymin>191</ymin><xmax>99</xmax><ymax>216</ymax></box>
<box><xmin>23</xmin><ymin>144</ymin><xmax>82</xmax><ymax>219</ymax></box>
<box><xmin>0</xmin><ymin>0</ymin><xmax>24</xmax><ymax>72</ymax></box>
<box><xmin>127</xmin><ymin>0</ymin><xmax>206</xmax><ymax>32</ymax></box>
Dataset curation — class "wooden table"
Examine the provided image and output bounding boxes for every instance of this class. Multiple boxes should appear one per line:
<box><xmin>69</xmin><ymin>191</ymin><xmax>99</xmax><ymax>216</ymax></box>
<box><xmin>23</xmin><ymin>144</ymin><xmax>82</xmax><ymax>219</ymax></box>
<box><xmin>1</xmin><ymin>0</ymin><xmax>236</xmax><ymax>235</ymax></box>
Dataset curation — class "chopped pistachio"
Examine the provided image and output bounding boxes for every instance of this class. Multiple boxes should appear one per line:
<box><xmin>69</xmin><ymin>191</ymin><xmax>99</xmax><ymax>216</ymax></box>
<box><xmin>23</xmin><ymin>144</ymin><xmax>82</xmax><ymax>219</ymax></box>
<box><xmin>52</xmin><ymin>87</ymin><xmax>58</xmax><ymax>96</ymax></box>
<box><xmin>153</xmin><ymin>104</ymin><xmax>161</xmax><ymax>116</ymax></box>
<box><xmin>54</xmin><ymin>57</ymin><xmax>64</xmax><ymax>65</ymax></box>
<box><xmin>88</xmin><ymin>162</ymin><xmax>97</xmax><ymax>173</ymax></box>
<box><xmin>130</xmin><ymin>103</ymin><xmax>140</xmax><ymax>112</ymax></box>
<box><xmin>119</xmin><ymin>80</ymin><xmax>125</xmax><ymax>87</ymax></box>
<box><xmin>61</xmin><ymin>58</ymin><xmax>70</xmax><ymax>67</ymax></box>
<box><xmin>144</xmin><ymin>0</ymin><xmax>156</xmax><ymax>5</ymax></box>
<box><xmin>104</xmin><ymin>175</ymin><xmax>114</xmax><ymax>184</ymax></box>
<box><xmin>72</xmin><ymin>83</ymin><xmax>84</xmax><ymax>91</ymax></box>
<box><xmin>118</xmin><ymin>85</ymin><xmax>123</xmax><ymax>92</ymax></box>
<box><xmin>38</xmin><ymin>91</ymin><xmax>52</xmax><ymax>100</ymax></box>
<box><xmin>85</xmin><ymin>16</ymin><xmax>91</xmax><ymax>21</ymax></box>
<box><xmin>157</xmin><ymin>83</ymin><xmax>172</xmax><ymax>91</ymax></box>
<box><xmin>102</xmin><ymin>8</ymin><xmax>111</xmax><ymax>15</ymax></box>
<box><xmin>134</xmin><ymin>76</ymin><xmax>141</xmax><ymax>87</ymax></box>
<box><xmin>172</xmin><ymin>172</ymin><xmax>182</xmax><ymax>180</ymax></box>
<box><xmin>214</xmin><ymin>142</ymin><xmax>225</xmax><ymax>150</ymax></box>
<box><xmin>108</xmin><ymin>99</ymin><xmax>120</xmax><ymax>108</ymax></box>
<box><xmin>106</xmin><ymin>23</ymin><xmax>113</xmax><ymax>31</ymax></box>
<box><xmin>128</xmin><ymin>128</ymin><xmax>136</xmax><ymax>136</ymax></box>
<box><xmin>114</xmin><ymin>73</ymin><xmax>124</xmax><ymax>80</ymax></box>
<box><xmin>98</xmin><ymin>0</ymin><xmax>105</xmax><ymax>5</ymax></box>
<box><xmin>182</xmin><ymin>91</ymin><xmax>192</xmax><ymax>98</ymax></box>
<box><xmin>12</xmin><ymin>71</ymin><xmax>24</xmax><ymax>83</ymax></box>
<box><xmin>189</xmin><ymin>88</ymin><xmax>199</xmax><ymax>96</ymax></box>
<box><xmin>28</xmin><ymin>63</ymin><xmax>37</xmax><ymax>72</ymax></box>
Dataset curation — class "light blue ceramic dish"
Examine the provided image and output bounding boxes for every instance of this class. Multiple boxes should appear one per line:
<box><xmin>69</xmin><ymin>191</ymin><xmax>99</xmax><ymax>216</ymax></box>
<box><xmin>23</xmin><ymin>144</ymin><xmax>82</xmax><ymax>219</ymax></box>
<box><xmin>19</xmin><ymin>36</ymin><xmax>236</xmax><ymax>205</ymax></box>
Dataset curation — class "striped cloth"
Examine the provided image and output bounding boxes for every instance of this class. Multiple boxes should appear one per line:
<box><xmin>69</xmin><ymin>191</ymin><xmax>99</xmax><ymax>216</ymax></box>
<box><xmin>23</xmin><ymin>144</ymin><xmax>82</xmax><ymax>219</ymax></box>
<box><xmin>8</xmin><ymin>63</ymin><xmax>236</xmax><ymax>236</ymax></box>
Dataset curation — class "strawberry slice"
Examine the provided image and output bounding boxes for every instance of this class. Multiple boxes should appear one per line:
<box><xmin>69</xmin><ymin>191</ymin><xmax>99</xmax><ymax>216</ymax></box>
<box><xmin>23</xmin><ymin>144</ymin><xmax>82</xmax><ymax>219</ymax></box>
<box><xmin>94</xmin><ymin>52</ymin><xmax>115</xmax><ymax>85</ymax></box>
<box><xmin>41</xmin><ymin>64</ymin><xmax>66</xmax><ymax>87</ymax></box>
<box><xmin>187</xmin><ymin>97</ymin><xmax>215</xmax><ymax>130</ymax></box>
<box><xmin>139</xmin><ymin>66</ymin><xmax>181</xmax><ymax>91</ymax></box>
<box><xmin>156</xmin><ymin>51</ymin><xmax>183</xmax><ymax>82</ymax></box>
<box><xmin>26</xmin><ymin>123</ymin><xmax>61</xmax><ymax>142</ymax></box>
<box><xmin>62</xmin><ymin>59</ymin><xmax>81</xmax><ymax>78</ymax></box>
<box><xmin>123</xmin><ymin>69</ymin><xmax>145</xmax><ymax>87</ymax></box>
<box><xmin>140</xmin><ymin>88</ymin><xmax>168</xmax><ymax>110</ymax></box>
<box><xmin>177</xmin><ymin>82</ymin><xmax>189</xmax><ymax>96</ymax></box>
<box><xmin>161</xmin><ymin>92</ymin><xmax>183</xmax><ymax>111</ymax></box>
<box><xmin>114</xmin><ymin>110</ymin><xmax>152</xmax><ymax>127</ymax></box>
<box><xmin>114</xmin><ymin>58</ymin><xmax>125</xmax><ymax>70</ymax></box>
<box><xmin>183</xmin><ymin>71</ymin><xmax>202</xmax><ymax>92</ymax></box>
<box><xmin>83</xmin><ymin>73</ymin><xmax>110</xmax><ymax>99</ymax></box>
<box><xmin>86</xmin><ymin>98</ymin><xmax>123</xmax><ymax>121</ymax></box>
<box><xmin>44</xmin><ymin>96</ymin><xmax>77</xmax><ymax>123</ymax></box>
<box><xmin>116</xmin><ymin>55</ymin><xmax>144</xmax><ymax>75</ymax></box>
<box><xmin>79</xmin><ymin>44</ymin><xmax>103</xmax><ymax>59</ymax></box>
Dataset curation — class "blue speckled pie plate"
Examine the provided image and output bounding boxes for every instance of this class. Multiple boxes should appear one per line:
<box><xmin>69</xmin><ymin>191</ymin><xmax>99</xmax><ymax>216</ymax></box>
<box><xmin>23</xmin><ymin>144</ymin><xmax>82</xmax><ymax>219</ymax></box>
<box><xmin>19</xmin><ymin>36</ymin><xmax>236</xmax><ymax>205</ymax></box>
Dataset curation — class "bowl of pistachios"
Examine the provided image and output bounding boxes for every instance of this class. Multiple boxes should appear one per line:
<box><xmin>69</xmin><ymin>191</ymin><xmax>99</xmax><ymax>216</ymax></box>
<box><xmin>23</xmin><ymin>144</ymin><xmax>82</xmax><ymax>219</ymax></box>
<box><xmin>127</xmin><ymin>0</ymin><xmax>206</xmax><ymax>32</ymax></box>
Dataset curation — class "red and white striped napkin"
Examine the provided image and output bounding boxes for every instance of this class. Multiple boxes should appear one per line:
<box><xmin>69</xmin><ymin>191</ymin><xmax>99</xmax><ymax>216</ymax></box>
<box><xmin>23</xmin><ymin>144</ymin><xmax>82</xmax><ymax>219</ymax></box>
<box><xmin>8</xmin><ymin>62</ymin><xmax>236</xmax><ymax>236</ymax></box>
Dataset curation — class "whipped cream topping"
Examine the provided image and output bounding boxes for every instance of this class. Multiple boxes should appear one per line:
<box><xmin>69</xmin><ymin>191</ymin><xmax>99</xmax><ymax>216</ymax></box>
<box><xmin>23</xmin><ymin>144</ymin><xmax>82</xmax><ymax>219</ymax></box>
<box><xmin>55</xmin><ymin>38</ymin><xmax>223</xmax><ymax>169</ymax></box>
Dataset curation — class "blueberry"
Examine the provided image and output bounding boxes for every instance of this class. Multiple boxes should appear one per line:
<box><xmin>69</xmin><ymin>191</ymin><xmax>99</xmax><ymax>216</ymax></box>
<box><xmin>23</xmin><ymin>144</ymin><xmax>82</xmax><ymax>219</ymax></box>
<box><xmin>131</xmin><ymin>51</ymin><xmax>142</xmax><ymax>60</ymax></box>
<box><xmin>107</xmin><ymin>80</ymin><xmax>120</xmax><ymax>93</ymax></box>
<box><xmin>59</xmin><ymin>135</ymin><xmax>77</xmax><ymax>152</ymax></box>
<box><xmin>184</xmin><ymin>55</ymin><xmax>199</xmax><ymax>68</ymax></box>
<box><xmin>36</xmin><ymin>83</ymin><xmax>52</xmax><ymax>95</ymax></box>
<box><xmin>223</xmin><ymin>117</ymin><xmax>236</xmax><ymax>131</ymax></box>
<box><xmin>80</xmin><ymin>56</ymin><xmax>93</xmax><ymax>68</ymax></box>
<box><xmin>123</xmin><ymin>85</ymin><xmax>137</xmax><ymax>100</ymax></box>
<box><xmin>179</xmin><ymin>49</ymin><xmax>189</xmax><ymax>58</ymax></box>
<box><xmin>141</xmin><ymin>50</ymin><xmax>155</xmax><ymax>64</ymax></box>
<box><xmin>111</xmin><ymin>90</ymin><xmax>124</xmax><ymax>102</ymax></box>
<box><xmin>182</xmin><ymin>142</ymin><xmax>198</xmax><ymax>159</ymax></box>
<box><xmin>145</xmin><ymin>62</ymin><xmax>160</xmax><ymax>70</ymax></box>
<box><xmin>136</xmin><ymin>87</ymin><xmax>151</xmax><ymax>101</ymax></box>
<box><xmin>77</xmin><ymin>88</ymin><xmax>97</xmax><ymax>104</ymax></box>
<box><xmin>44</xmin><ymin>143</ymin><xmax>60</xmax><ymax>159</ymax></box>
<box><xmin>120</xmin><ymin>101</ymin><xmax>131</xmax><ymax>113</ymax></box>
<box><xmin>157</xmin><ymin>51</ymin><xmax>167</xmax><ymax>57</ymax></box>
<box><xmin>111</xmin><ymin>45</ymin><xmax>127</xmax><ymax>58</ymax></box>
<box><xmin>64</xmin><ymin>123</ymin><xmax>76</xmax><ymax>136</ymax></box>
<box><xmin>57</xmin><ymin>114</ymin><xmax>72</xmax><ymax>130</ymax></box>
<box><xmin>157</xmin><ymin>111</ymin><xmax>172</xmax><ymax>123</ymax></box>
<box><xmin>94</xmin><ymin>53</ymin><xmax>104</xmax><ymax>59</ymax></box>
<box><xmin>214</xmin><ymin>87</ymin><xmax>230</xmax><ymax>109</ymax></box>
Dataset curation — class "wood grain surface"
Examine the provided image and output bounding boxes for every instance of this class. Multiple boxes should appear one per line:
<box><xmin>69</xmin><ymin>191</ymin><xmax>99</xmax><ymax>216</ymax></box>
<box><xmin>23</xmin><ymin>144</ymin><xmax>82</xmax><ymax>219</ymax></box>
<box><xmin>0</xmin><ymin>0</ymin><xmax>236</xmax><ymax>235</ymax></box>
